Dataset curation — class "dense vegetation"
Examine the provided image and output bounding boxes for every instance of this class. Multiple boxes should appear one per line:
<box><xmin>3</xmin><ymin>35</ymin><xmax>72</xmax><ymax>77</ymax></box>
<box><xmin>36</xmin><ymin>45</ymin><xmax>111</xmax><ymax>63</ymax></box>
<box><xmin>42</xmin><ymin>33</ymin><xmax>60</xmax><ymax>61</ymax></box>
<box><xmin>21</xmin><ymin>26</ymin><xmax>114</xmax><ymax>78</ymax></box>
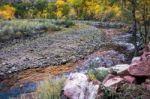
<box><xmin>0</xmin><ymin>0</ymin><xmax>149</xmax><ymax>21</ymax></box>
<box><xmin>0</xmin><ymin>0</ymin><xmax>123</xmax><ymax>20</ymax></box>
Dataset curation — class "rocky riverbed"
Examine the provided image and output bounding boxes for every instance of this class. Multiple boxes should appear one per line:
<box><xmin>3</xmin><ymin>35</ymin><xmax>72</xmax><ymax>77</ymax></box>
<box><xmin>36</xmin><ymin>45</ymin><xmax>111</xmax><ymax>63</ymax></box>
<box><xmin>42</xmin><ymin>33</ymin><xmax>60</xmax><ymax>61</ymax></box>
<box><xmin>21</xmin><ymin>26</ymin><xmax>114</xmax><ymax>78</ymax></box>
<box><xmin>0</xmin><ymin>24</ymin><xmax>105</xmax><ymax>76</ymax></box>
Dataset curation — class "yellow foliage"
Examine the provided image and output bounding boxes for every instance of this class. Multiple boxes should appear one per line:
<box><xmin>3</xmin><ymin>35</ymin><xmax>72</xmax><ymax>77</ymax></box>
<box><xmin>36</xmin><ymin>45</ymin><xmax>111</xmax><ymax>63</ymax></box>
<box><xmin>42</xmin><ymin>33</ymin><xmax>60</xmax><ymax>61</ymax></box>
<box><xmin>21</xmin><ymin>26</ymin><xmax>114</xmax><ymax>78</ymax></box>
<box><xmin>41</xmin><ymin>10</ymin><xmax>49</xmax><ymax>18</ymax></box>
<box><xmin>0</xmin><ymin>5</ymin><xmax>16</xmax><ymax>19</ymax></box>
<box><xmin>36</xmin><ymin>11</ymin><xmax>42</xmax><ymax>18</ymax></box>
<box><xmin>67</xmin><ymin>0</ymin><xmax>74</xmax><ymax>5</ymax></box>
<box><xmin>85</xmin><ymin>1</ymin><xmax>101</xmax><ymax>18</ymax></box>
<box><xmin>68</xmin><ymin>8</ymin><xmax>77</xmax><ymax>18</ymax></box>
<box><xmin>54</xmin><ymin>0</ymin><xmax>122</xmax><ymax>20</ymax></box>
<box><xmin>95</xmin><ymin>5</ymin><xmax>101</xmax><ymax>14</ymax></box>
<box><xmin>112</xmin><ymin>5</ymin><xmax>121</xmax><ymax>17</ymax></box>
<box><xmin>97</xmin><ymin>4</ymin><xmax>122</xmax><ymax>21</ymax></box>
<box><xmin>56</xmin><ymin>9</ymin><xmax>63</xmax><ymax>18</ymax></box>
<box><xmin>88</xmin><ymin>72</ymin><xmax>96</xmax><ymax>80</ymax></box>
<box><xmin>56</xmin><ymin>0</ymin><xmax>65</xmax><ymax>6</ymax></box>
<box><xmin>56</xmin><ymin>0</ymin><xmax>65</xmax><ymax>18</ymax></box>
<box><xmin>0</xmin><ymin>0</ymin><xmax>133</xmax><ymax>20</ymax></box>
<box><xmin>36</xmin><ymin>10</ymin><xmax>49</xmax><ymax>18</ymax></box>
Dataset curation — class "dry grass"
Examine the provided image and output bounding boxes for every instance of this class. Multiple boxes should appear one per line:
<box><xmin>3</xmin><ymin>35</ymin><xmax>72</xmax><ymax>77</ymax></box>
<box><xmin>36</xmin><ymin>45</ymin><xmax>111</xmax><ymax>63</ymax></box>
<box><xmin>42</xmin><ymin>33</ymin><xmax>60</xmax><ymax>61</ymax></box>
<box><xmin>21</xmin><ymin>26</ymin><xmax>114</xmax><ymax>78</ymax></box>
<box><xmin>37</xmin><ymin>77</ymin><xmax>65</xmax><ymax>99</ymax></box>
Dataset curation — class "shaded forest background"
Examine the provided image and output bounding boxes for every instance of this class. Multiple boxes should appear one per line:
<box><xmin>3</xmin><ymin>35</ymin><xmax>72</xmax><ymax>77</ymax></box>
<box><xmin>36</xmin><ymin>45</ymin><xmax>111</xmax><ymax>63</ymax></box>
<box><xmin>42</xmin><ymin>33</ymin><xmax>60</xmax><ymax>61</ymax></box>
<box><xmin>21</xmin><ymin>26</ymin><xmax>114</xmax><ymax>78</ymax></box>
<box><xmin>0</xmin><ymin>0</ymin><xmax>149</xmax><ymax>21</ymax></box>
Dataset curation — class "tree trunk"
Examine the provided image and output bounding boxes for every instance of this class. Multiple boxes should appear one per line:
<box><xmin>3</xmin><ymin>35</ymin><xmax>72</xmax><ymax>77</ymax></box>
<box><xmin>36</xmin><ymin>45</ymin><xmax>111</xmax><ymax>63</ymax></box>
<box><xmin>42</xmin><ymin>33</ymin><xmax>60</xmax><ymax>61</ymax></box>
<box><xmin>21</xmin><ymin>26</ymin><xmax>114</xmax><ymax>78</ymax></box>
<box><xmin>131</xmin><ymin>0</ymin><xmax>138</xmax><ymax>56</ymax></box>
<box><xmin>143</xmin><ymin>5</ymin><xmax>148</xmax><ymax>44</ymax></box>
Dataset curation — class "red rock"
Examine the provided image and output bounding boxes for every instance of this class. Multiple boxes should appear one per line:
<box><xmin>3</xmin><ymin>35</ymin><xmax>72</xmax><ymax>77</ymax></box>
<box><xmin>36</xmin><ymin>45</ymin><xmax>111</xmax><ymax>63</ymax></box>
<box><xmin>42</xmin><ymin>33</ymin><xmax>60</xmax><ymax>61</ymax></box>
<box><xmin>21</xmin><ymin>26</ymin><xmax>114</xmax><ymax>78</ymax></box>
<box><xmin>103</xmin><ymin>76</ymin><xmax>124</xmax><ymax>87</ymax></box>
<box><xmin>128</xmin><ymin>60</ymin><xmax>150</xmax><ymax>77</ymax></box>
<box><xmin>128</xmin><ymin>42</ymin><xmax>150</xmax><ymax>77</ymax></box>
<box><xmin>123</xmin><ymin>76</ymin><xmax>136</xmax><ymax>84</ymax></box>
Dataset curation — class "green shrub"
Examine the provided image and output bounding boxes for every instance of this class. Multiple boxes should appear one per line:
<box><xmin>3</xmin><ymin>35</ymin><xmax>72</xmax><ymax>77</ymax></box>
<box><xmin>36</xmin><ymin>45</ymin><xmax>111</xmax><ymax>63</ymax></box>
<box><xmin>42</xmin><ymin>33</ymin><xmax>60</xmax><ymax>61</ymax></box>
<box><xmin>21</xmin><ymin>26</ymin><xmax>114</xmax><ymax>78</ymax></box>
<box><xmin>37</xmin><ymin>77</ymin><xmax>65</xmax><ymax>99</ymax></box>
<box><xmin>14</xmin><ymin>2</ymin><xmax>33</xmax><ymax>18</ymax></box>
<box><xmin>0</xmin><ymin>19</ymin><xmax>61</xmax><ymax>41</ymax></box>
<box><xmin>53</xmin><ymin>20</ymin><xmax>75</xmax><ymax>28</ymax></box>
<box><xmin>88</xmin><ymin>69</ymin><xmax>109</xmax><ymax>81</ymax></box>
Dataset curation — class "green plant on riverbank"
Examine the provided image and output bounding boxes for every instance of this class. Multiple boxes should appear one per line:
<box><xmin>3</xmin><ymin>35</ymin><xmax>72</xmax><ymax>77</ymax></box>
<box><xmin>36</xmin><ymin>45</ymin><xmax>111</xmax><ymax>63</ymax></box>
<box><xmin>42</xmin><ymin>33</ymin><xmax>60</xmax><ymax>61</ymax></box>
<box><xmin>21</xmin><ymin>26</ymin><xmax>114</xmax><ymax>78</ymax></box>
<box><xmin>0</xmin><ymin>19</ymin><xmax>59</xmax><ymax>40</ymax></box>
<box><xmin>88</xmin><ymin>62</ymin><xmax>109</xmax><ymax>81</ymax></box>
<box><xmin>53</xmin><ymin>19</ymin><xmax>75</xmax><ymax>28</ymax></box>
<box><xmin>0</xmin><ymin>19</ymin><xmax>76</xmax><ymax>42</ymax></box>
<box><xmin>37</xmin><ymin>77</ymin><xmax>65</xmax><ymax>99</ymax></box>
<box><xmin>88</xmin><ymin>61</ymin><xmax>109</xmax><ymax>81</ymax></box>
<box><xmin>88</xmin><ymin>69</ymin><xmax>109</xmax><ymax>81</ymax></box>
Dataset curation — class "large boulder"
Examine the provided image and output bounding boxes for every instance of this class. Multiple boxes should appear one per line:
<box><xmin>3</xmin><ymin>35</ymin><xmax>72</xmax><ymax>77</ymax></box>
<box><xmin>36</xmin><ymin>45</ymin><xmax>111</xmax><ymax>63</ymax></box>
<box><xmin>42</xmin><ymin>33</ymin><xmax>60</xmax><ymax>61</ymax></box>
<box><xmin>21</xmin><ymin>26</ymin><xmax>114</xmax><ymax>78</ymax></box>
<box><xmin>128</xmin><ymin>43</ymin><xmax>150</xmax><ymax>77</ymax></box>
<box><xmin>63</xmin><ymin>73</ymin><xmax>100</xmax><ymax>99</ymax></box>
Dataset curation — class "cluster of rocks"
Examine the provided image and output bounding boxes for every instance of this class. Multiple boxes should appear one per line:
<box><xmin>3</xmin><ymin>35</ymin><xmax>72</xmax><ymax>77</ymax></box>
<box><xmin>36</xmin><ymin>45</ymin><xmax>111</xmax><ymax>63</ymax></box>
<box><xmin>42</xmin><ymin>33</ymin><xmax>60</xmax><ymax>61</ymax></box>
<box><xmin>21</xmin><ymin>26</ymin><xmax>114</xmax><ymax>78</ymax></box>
<box><xmin>71</xmin><ymin>50</ymin><xmax>127</xmax><ymax>74</ymax></box>
<box><xmin>62</xmin><ymin>42</ymin><xmax>150</xmax><ymax>99</ymax></box>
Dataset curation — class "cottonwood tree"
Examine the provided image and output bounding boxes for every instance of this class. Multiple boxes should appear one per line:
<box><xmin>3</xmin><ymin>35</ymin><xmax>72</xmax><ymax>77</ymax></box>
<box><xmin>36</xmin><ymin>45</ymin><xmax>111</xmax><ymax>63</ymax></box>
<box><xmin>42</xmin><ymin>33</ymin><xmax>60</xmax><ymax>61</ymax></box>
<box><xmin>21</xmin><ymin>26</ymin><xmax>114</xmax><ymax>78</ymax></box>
<box><xmin>107</xmin><ymin>0</ymin><xmax>137</xmax><ymax>55</ymax></box>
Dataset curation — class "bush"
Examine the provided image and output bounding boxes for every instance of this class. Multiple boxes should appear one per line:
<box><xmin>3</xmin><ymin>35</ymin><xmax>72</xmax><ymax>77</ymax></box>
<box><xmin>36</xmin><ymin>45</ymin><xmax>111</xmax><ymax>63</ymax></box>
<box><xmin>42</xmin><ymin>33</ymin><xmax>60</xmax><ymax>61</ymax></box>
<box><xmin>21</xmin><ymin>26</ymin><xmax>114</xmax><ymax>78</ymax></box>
<box><xmin>0</xmin><ymin>4</ymin><xmax>15</xmax><ymax>19</ymax></box>
<box><xmin>88</xmin><ymin>69</ymin><xmax>109</xmax><ymax>81</ymax></box>
<box><xmin>14</xmin><ymin>2</ymin><xmax>32</xmax><ymax>18</ymax></box>
<box><xmin>37</xmin><ymin>77</ymin><xmax>65</xmax><ymax>99</ymax></box>
<box><xmin>53</xmin><ymin>19</ymin><xmax>75</xmax><ymax>28</ymax></box>
<box><xmin>0</xmin><ymin>19</ymin><xmax>61</xmax><ymax>42</ymax></box>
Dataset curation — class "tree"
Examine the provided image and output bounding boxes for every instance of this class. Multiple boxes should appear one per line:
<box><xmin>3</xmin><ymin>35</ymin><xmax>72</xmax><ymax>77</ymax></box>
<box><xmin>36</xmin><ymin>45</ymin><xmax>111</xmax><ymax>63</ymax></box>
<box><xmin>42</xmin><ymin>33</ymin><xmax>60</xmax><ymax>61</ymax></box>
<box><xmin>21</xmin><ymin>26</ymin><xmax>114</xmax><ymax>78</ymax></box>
<box><xmin>130</xmin><ymin>0</ymin><xmax>138</xmax><ymax>55</ymax></box>
<box><xmin>0</xmin><ymin>4</ymin><xmax>15</xmax><ymax>19</ymax></box>
<box><xmin>14</xmin><ymin>2</ymin><xmax>32</xmax><ymax>18</ymax></box>
<box><xmin>108</xmin><ymin>0</ymin><xmax>139</xmax><ymax>55</ymax></box>
<box><xmin>47</xmin><ymin>2</ymin><xmax>57</xmax><ymax>19</ymax></box>
<box><xmin>139</xmin><ymin>0</ymin><xmax>150</xmax><ymax>44</ymax></box>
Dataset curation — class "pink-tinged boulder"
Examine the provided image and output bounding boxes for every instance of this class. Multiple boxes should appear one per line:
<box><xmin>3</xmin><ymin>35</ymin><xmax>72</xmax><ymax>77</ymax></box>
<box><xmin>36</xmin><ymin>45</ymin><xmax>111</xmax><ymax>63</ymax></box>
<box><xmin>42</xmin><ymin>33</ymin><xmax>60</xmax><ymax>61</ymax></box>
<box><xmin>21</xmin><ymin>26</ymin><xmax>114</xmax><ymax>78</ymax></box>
<box><xmin>63</xmin><ymin>73</ymin><xmax>88</xmax><ymax>99</ymax></box>
<box><xmin>63</xmin><ymin>73</ymin><xmax>100</xmax><ymax>99</ymax></box>
<box><xmin>128</xmin><ymin>43</ymin><xmax>150</xmax><ymax>77</ymax></box>
<box><xmin>123</xmin><ymin>76</ymin><xmax>136</xmax><ymax>84</ymax></box>
<box><xmin>128</xmin><ymin>57</ymin><xmax>150</xmax><ymax>77</ymax></box>
<box><xmin>103</xmin><ymin>76</ymin><xmax>124</xmax><ymax>87</ymax></box>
